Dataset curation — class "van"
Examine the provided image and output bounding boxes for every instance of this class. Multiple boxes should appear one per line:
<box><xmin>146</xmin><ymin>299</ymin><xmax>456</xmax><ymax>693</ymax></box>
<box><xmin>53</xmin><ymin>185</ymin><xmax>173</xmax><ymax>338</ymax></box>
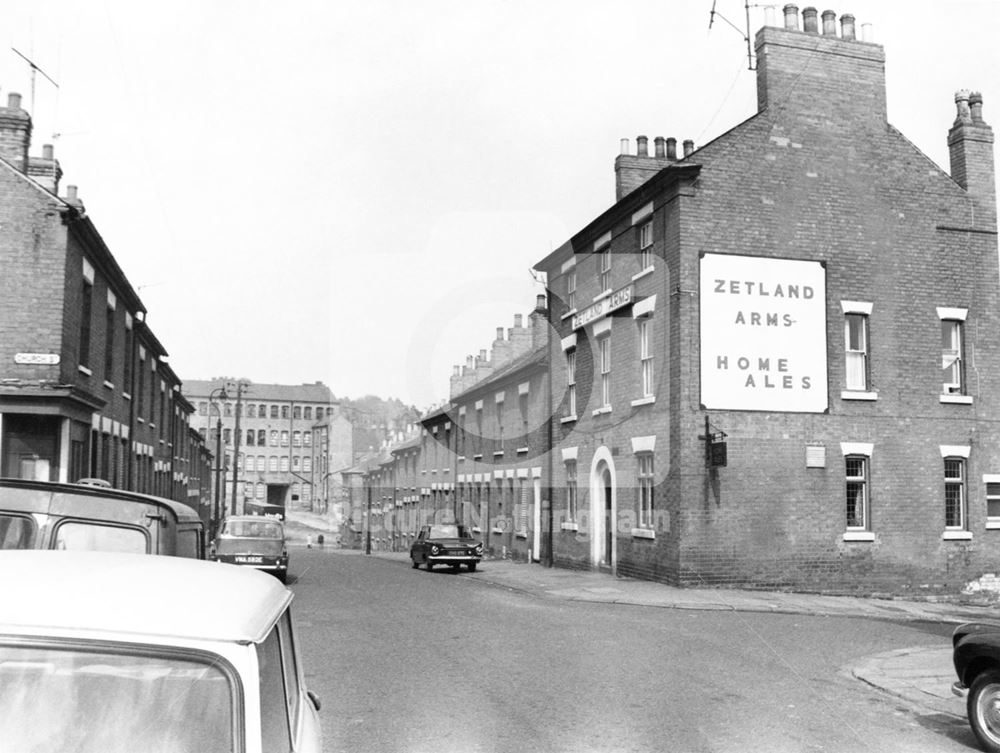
<box><xmin>0</xmin><ymin>478</ymin><xmax>205</xmax><ymax>558</ymax></box>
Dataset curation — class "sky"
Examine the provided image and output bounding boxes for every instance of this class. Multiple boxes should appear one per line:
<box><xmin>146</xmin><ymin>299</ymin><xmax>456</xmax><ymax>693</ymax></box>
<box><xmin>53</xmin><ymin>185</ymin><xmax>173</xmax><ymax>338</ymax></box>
<box><xmin>4</xmin><ymin>1</ymin><xmax>998</xmax><ymax>411</ymax></box>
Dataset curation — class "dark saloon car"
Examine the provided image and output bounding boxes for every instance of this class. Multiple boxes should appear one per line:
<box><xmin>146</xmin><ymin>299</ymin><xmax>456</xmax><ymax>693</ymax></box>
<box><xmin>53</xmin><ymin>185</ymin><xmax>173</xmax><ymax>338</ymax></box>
<box><xmin>953</xmin><ymin>622</ymin><xmax>1000</xmax><ymax>751</ymax></box>
<box><xmin>210</xmin><ymin>515</ymin><xmax>289</xmax><ymax>582</ymax></box>
<box><xmin>410</xmin><ymin>524</ymin><xmax>483</xmax><ymax>572</ymax></box>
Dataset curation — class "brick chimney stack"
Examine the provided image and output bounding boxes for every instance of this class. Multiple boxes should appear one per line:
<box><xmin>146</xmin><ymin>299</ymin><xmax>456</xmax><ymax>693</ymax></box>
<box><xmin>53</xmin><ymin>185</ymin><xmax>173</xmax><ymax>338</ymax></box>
<box><xmin>755</xmin><ymin>7</ymin><xmax>886</xmax><ymax>128</ymax></box>
<box><xmin>0</xmin><ymin>92</ymin><xmax>31</xmax><ymax>173</ymax></box>
<box><xmin>615</xmin><ymin>134</ymin><xmax>684</xmax><ymax>200</ymax></box>
<box><xmin>28</xmin><ymin>143</ymin><xmax>62</xmax><ymax>193</ymax></box>
<box><xmin>529</xmin><ymin>293</ymin><xmax>548</xmax><ymax>349</ymax></box>
<box><xmin>949</xmin><ymin>90</ymin><xmax>996</xmax><ymax>226</ymax></box>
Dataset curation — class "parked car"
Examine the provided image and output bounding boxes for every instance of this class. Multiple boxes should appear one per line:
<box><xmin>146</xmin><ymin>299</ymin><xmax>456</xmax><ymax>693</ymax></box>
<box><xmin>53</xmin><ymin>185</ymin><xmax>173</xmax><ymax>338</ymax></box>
<box><xmin>410</xmin><ymin>523</ymin><xmax>483</xmax><ymax>572</ymax></box>
<box><xmin>952</xmin><ymin>622</ymin><xmax>1000</xmax><ymax>750</ymax></box>
<box><xmin>0</xmin><ymin>478</ymin><xmax>205</xmax><ymax>558</ymax></box>
<box><xmin>0</xmin><ymin>550</ymin><xmax>321</xmax><ymax>753</ymax></box>
<box><xmin>211</xmin><ymin>514</ymin><xmax>289</xmax><ymax>582</ymax></box>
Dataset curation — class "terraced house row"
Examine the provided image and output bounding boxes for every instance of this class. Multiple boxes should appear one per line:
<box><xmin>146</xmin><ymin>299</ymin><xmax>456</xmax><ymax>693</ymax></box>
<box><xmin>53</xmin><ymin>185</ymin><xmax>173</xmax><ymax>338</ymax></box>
<box><xmin>356</xmin><ymin>6</ymin><xmax>1000</xmax><ymax>593</ymax></box>
<box><xmin>0</xmin><ymin>93</ymin><xmax>211</xmax><ymax>517</ymax></box>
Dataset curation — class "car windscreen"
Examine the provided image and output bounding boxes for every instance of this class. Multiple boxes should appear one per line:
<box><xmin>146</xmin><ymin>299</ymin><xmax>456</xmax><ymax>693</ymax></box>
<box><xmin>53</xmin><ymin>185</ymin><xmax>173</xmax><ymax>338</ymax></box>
<box><xmin>0</xmin><ymin>643</ymin><xmax>236</xmax><ymax>753</ymax></box>
<box><xmin>0</xmin><ymin>514</ymin><xmax>36</xmax><ymax>549</ymax></box>
<box><xmin>53</xmin><ymin>522</ymin><xmax>148</xmax><ymax>554</ymax></box>
<box><xmin>428</xmin><ymin>524</ymin><xmax>468</xmax><ymax>539</ymax></box>
<box><xmin>223</xmin><ymin>520</ymin><xmax>283</xmax><ymax>539</ymax></box>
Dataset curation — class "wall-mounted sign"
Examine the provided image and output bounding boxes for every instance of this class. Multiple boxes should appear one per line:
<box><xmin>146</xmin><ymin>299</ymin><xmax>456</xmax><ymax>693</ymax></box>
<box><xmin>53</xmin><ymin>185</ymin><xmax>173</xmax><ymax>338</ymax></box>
<box><xmin>700</xmin><ymin>253</ymin><xmax>827</xmax><ymax>412</ymax></box>
<box><xmin>15</xmin><ymin>353</ymin><xmax>60</xmax><ymax>365</ymax></box>
<box><xmin>572</xmin><ymin>284</ymin><xmax>634</xmax><ymax>330</ymax></box>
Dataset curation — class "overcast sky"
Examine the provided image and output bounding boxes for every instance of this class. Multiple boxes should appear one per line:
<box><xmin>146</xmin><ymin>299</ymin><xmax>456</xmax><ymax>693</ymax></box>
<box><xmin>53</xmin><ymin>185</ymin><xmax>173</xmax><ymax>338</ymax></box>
<box><xmin>5</xmin><ymin>1</ymin><xmax>998</xmax><ymax>410</ymax></box>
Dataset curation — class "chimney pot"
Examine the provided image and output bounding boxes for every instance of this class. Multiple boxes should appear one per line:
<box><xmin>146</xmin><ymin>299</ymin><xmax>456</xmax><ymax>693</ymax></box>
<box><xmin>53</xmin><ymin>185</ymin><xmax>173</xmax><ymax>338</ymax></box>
<box><xmin>453</xmin><ymin>365</ymin><xmax>460</xmax><ymax>377</ymax></box>
<box><xmin>802</xmin><ymin>7</ymin><xmax>818</xmax><ymax>33</ymax></box>
<box><xmin>479</xmin><ymin>349</ymin><xmax>487</xmax><ymax>361</ymax></box>
<box><xmin>821</xmin><ymin>9</ymin><xmax>836</xmax><ymax>35</ymax></box>
<box><xmin>764</xmin><ymin>5</ymin><xmax>776</xmax><ymax>26</ymax></box>
<box><xmin>860</xmin><ymin>22</ymin><xmax>874</xmax><ymax>42</ymax></box>
<box><xmin>783</xmin><ymin>4</ymin><xmax>800</xmax><ymax>29</ymax></box>
<box><xmin>683</xmin><ymin>139</ymin><xmax>695</xmax><ymax>158</ymax></box>
<box><xmin>66</xmin><ymin>185</ymin><xmax>78</xmax><ymax>201</ymax></box>
<box><xmin>535</xmin><ymin>293</ymin><xmax>547</xmax><ymax>311</ymax></box>
<box><xmin>955</xmin><ymin>89</ymin><xmax>973</xmax><ymax>125</ymax></box>
<box><xmin>666</xmin><ymin>137</ymin><xmax>677</xmax><ymax>160</ymax></box>
<box><xmin>839</xmin><ymin>13</ymin><xmax>855</xmax><ymax>40</ymax></box>
<box><xmin>970</xmin><ymin>91</ymin><xmax>985</xmax><ymax>123</ymax></box>
<box><xmin>514</xmin><ymin>313</ymin><xmax>523</xmax><ymax>328</ymax></box>
<box><xmin>620</xmin><ymin>138</ymin><xmax>630</xmax><ymax>155</ymax></box>
<box><xmin>636</xmin><ymin>135</ymin><xmax>648</xmax><ymax>157</ymax></box>
<box><xmin>496</xmin><ymin>327</ymin><xmax>504</xmax><ymax>341</ymax></box>
<box><xmin>654</xmin><ymin>136</ymin><xmax>665</xmax><ymax>158</ymax></box>
<box><xmin>42</xmin><ymin>144</ymin><xmax>53</xmax><ymax>160</ymax></box>
<box><xmin>7</xmin><ymin>92</ymin><xmax>21</xmax><ymax>110</ymax></box>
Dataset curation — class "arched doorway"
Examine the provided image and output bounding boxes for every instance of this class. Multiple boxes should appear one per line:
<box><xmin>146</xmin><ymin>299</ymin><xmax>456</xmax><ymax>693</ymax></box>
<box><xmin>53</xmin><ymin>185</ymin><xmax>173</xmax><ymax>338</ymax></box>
<box><xmin>589</xmin><ymin>446</ymin><xmax>616</xmax><ymax>571</ymax></box>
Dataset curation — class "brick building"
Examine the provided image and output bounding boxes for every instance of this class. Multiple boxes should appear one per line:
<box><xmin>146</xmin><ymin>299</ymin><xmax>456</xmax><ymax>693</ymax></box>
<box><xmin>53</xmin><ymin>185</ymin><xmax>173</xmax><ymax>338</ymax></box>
<box><xmin>183</xmin><ymin>379</ymin><xmax>350</xmax><ymax>523</ymax></box>
<box><xmin>534</xmin><ymin>7</ymin><xmax>1000</xmax><ymax>592</ymax></box>
<box><xmin>0</xmin><ymin>92</ymin><xmax>209</xmax><ymax>508</ymax></box>
<box><xmin>362</xmin><ymin>297</ymin><xmax>551</xmax><ymax>561</ymax></box>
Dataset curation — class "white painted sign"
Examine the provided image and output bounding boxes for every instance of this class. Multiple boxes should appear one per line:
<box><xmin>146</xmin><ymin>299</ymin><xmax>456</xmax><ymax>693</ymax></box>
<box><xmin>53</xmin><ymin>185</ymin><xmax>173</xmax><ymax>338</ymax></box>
<box><xmin>571</xmin><ymin>284</ymin><xmax>634</xmax><ymax>330</ymax></box>
<box><xmin>700</xmin><ymin>253</ymin><xmax>827</xmax><ymax>412</ymax></box>
<box><xmin>15</xmin><ymin>353</ymin><xmax>60</xmax><ymax>365</ymax></box>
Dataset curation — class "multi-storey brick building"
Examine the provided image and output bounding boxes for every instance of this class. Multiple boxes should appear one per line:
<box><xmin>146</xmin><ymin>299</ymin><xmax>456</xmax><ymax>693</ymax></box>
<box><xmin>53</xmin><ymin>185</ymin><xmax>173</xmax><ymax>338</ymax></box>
<box><xmin>183</xmin><ymin>379</ymin><xmax>350</xmax><ymax>524</ymax></box>
<box><xmin>0</xmin><ymin>91</ymin><xmax>209</xmax><ymax>511</ymax></box>
<box><xmin>362</xmin><ymin>297</ymin><xmax>551</xmax><ymax>561</ymax></box>
<box><xmin>534</xmin><ymin>7</ymin><xmax>1000</xmax><ymax>592</ymax></box>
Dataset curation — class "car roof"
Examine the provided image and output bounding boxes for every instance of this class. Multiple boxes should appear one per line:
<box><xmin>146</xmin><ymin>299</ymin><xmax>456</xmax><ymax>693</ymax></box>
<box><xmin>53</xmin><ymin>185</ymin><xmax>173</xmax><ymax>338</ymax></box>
<box><xmin>0</xmin><ymin>551</ymin><xmax>292</xmax><ymax>644</ymax></box>
<box><xmin>0</xmin><ymin>478</ymin><xmax>203</xmax><ymax>524</ymax></box>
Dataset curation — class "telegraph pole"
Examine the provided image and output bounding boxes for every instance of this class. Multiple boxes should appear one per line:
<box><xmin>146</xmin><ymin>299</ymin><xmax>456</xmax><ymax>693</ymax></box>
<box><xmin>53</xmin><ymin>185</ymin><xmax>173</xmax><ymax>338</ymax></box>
<box><xmin>230</xmin><ymin>380</ymin><xmax>250</xmax><ymax>515</ymax></box>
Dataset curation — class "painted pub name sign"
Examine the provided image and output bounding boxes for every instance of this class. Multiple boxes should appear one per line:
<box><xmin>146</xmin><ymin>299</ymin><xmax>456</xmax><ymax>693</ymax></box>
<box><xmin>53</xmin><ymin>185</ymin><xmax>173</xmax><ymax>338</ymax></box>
<box><xmin>572</xmin><ymin>284</ymin><xmax>634</xmax><ymax>330</ymax></box>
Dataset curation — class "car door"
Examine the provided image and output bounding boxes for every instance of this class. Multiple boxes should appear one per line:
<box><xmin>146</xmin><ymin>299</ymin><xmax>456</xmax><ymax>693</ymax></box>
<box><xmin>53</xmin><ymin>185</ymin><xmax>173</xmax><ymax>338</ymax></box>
<box><xmin>413</xmin><ymin>528</ymin><xmax>427</xmax><ymax>562</ymax></box>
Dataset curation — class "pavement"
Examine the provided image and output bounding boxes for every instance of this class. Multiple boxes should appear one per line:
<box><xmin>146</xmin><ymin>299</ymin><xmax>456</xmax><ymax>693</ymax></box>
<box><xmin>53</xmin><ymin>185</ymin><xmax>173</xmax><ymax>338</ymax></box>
<box><xmin>282</xmin><ymin>510</ymin><xmax>995</xmax><ymax>721</ymax></box>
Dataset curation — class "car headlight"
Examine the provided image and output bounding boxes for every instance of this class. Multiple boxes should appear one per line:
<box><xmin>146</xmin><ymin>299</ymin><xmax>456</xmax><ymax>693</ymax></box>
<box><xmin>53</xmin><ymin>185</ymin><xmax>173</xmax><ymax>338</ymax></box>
<box><xmin>430</xmin><ymin>544</ymin><xmax>441</xmax><ymax>555</ymax></box>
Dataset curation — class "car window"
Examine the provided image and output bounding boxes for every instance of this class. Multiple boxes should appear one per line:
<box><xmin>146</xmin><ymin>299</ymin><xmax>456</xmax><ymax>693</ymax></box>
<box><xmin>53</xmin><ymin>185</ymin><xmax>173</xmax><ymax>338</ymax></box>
<box><xmin>53</xmin><ymin>522</ymin><xmax>148</xmax><ymax>554</ymax></box>
<box><xmin>278</xmin><ymin>611</ymin><xmax>301</xmax><ymax>740</ymax></box>
<box><xmin>429</xmin><ymin>524</ymin><xmax>460</xmax><ymax>538</ymax></box>
<box><xmin>0</xmin><ymin>643</ymin><xmax>236</xmax><ymax>753</ymax></box>
<box><xmin>225</xmin><ymin>520</ymin><xmax>283</xmax><ymax>539</ymax></box>
<box><xmin>257</xmin><ymin>624</ymin><xmax>292</xmax><ymax>753</ymax></box>
<box><xmin>176</xmin><ymin>528</ymin><xmax>201</xmax><ymax>559</ymax></box>
<box><xmin>0</xmin><ymin>514</ymin><xmax>35</xmax><ymax>549</ymax></box>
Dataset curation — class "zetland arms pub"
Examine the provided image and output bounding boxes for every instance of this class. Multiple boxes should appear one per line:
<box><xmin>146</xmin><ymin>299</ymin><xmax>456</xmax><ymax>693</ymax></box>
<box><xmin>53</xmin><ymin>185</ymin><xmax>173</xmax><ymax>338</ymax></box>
<box><xmin>536</xmin><ymin>10</ymin><xmax>1000</xmax><ymax>594</ymax></box>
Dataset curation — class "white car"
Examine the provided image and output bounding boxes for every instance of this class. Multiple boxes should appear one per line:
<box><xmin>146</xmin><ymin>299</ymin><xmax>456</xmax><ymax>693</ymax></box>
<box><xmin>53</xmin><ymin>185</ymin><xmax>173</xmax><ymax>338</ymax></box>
<box><xmin>0</xmin><ymin>550</ymin><xmax>321</xmax><ymax>753</ymax></box>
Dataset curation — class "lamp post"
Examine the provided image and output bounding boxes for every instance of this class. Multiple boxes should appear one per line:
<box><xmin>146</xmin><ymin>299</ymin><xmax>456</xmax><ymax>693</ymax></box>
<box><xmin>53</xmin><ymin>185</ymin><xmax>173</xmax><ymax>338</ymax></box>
<box><xmin>230</xmin><ymin>380</ymin><xmax>250</xmax><ymax>516</ymax></box>
<box><xmin>208</xmin><ymin>386</ymin><xmax>229</xmax><ymax>539</ymax></box>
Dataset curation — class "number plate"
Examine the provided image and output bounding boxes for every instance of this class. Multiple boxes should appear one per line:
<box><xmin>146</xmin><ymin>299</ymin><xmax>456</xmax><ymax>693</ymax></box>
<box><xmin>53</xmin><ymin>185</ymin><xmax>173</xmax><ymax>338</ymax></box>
<box><xmin>235</xmin><ymin>556</ymin><xmax>264</xmax><ymax>564</ymax></box>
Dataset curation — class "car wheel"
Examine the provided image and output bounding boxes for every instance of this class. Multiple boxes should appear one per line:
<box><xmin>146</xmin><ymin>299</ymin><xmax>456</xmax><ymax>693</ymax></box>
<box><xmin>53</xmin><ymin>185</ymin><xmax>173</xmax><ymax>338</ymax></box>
<box><xmin>276</xmin><ymin>571</ymin><xmax>287</xmax><ymax>584</ymax></box>
<box><xmin>467</xmin><ymin>562</ymin><xmax>477</xmax><ymax>572</ymax></box>
<box><xmin>426</xmin><ymin>560</ymin><xmax>434</xmax><ymax>571</ymax></box>
<box><xmin>969</xmin><ymin>669</ymin><xmax>1000</xmax><ymax>751</ymax></box>
<box><xmin>411</xmin><ymin>558</ymin><xmax>419</xmax><ymax>569</ymax></box>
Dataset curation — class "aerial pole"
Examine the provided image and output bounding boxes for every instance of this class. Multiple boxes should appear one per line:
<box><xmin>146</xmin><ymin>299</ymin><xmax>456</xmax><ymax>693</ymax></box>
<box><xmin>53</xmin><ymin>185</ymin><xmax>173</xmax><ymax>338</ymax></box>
<box><xmin>11</xmin><ymin>47</ymin><xmax>59</xmax><ymax>114</ymax></box>
<box><xmin>708</xmin><ymin>0</ymin><xmax>756</xmax><ymax>70</ymax></box>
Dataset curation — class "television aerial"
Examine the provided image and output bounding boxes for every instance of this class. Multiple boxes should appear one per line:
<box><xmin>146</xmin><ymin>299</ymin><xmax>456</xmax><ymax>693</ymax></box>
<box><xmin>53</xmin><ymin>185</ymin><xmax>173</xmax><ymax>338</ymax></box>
<box><xmin>11</xmin><ymin>47</ymin><xmax>59</xmax><ymax>114</ymax></box>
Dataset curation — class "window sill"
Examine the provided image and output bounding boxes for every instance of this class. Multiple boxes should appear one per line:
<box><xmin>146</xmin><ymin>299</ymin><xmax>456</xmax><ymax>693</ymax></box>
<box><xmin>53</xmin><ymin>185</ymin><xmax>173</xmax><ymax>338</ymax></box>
<box><xmin>630</xmin><ymin>396</ymin><xmax>655</xmax><ymax>407</ymax></box>
<box><xmin>631</xmin><ymin>527</ymin><xmax>655</xmax><ymax>539</ymax></box>
<box><xmin>78</xmin><ymin>365</ymin><xmax>92</xmax><ymax>376</ymax></box>
<box><xmin>631</xmin><ymin>266</ymin><xmax>654</xmax><ymax>282</ymax></box>
<box><xmin>940</xmin><ymin>394</ymin><xmax>974</xmax><ymax>405</ymax></box>
<box><xmin>942</xmin><ymin>530</ymin><xmax>973</xmax><ymax>540</ymax></box>
<box><xmin>592</xmin><ymin>406</ymin><xmax>612</xmax><ymax>417</ymax></box>
<box><xmin>491</xmin><ymin>528</ymin><xmax>504</xmax><ymax>535</ymax></box>
<box><xmin>516</xmin><ymin>447</ymin><xmax>529</xmax><ymax>454</ymax></box>
<box><xmin>493</xmin><ymin>451</ymin><xmax>504</xmax><ymax>458</ymax></box>
<box><xmin>473</xmin><ymin>455</ymin><xmax>483</xmax><ymax>461</ymax></box>
<box><xmin>986</xmin><ymin>520</ymin><xmax>1000</xmax><ymax>530</ymax></box>
<box><xmin>593</xmin><ymin>289</ymin><xmax>612</xmax><ymax>303</ymax></box>
<box><xmin>122</xmin><ymin>392</ymin><xmax>131</xmax><ymax>401</ymax></box>
<box><xmin>841</xmin><ymin>391</ymin><xmax>877</xmax><ymax>401</ymax></box>
<box><xmin>516</xmin><ymin>532</ymin><xmax>528</xmax><ymax>540</ymax></box>
<box><xmin>457</xmin><ymin>456</ymin><xmax>466</xmax><ymax>462</ymax></box>
<box><xmin>472</xmin><ymin>526</ymin><xmax>482</xmax><ymax>534</ymax></box>
<box><xmin>103</xmin><ymin>380</ymin><xmax>114</xmax><ymax>390</ymax></box>
<box><xmin>561</xmin><ymin>308</ymin><xmax>578</xmax><ymax>321</ymax></box>
<box><xmin>561</xmin><ymin>522</ymin><xmax>579</xmax><ymax>531</ymax></box>
<box><xmin>842</xmin><ymin>531</ymin><xmax>875</xmax><ymax>542</ymax></box>
<box><xmin>560</xmin><ymin>415</ymin><xmax>577</xmax><ymax>424</ymax></box>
